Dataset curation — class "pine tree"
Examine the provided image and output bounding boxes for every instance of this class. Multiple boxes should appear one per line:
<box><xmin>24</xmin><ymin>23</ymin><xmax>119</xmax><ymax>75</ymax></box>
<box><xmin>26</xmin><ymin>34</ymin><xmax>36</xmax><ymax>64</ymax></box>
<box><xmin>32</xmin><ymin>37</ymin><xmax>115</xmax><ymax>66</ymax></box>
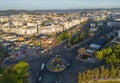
<box><xmin>109</xmin><ymin>66</ymin><xmax>117</xmax><ymax>78</ymax></box>
<box><xmin>94</xmin><ymin>68</ymin><xmax>99</xmax><ymax>80</ymax></box>
<box><xmin>78</xmin><ymin>72</ymin><xmax>82</xmax><ymax>83</ymax></box>
<box><xmin>86</xmin><ymin>69</ymin><xmax>91</xmax><ymax>81</ymax></box>
<box><xmin>100</xmin><ymin>66</ymin><xmax>105</xmax><ymax>79</ymax></box>
<box><xmin>81</xmin><ymin>72</ymin><xmax>86</xmax><ymax>82</ymax></box>
<box><xmin>91</xmin><ymin>70</ymin><xmax>95</xmax><ymax>80</ymax></box>
<box><xmin>104</xmin><ymin>69</ymin><xmax>109</xmax><ymax>79</ymax></box>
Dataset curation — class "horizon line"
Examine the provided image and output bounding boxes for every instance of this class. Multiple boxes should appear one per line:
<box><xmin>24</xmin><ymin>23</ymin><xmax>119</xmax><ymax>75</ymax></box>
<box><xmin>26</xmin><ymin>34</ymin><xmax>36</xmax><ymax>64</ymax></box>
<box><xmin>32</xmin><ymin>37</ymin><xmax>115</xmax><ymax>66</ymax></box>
<box><xmin>0</xmin><ymin>7</ymin><xmax>120</xmax><ymax>11</ymax></box>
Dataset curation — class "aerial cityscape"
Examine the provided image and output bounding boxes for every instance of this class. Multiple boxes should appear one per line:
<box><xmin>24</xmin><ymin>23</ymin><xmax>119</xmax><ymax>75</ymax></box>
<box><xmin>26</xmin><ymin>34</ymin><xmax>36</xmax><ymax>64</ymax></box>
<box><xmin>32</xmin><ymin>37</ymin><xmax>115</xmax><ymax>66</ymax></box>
<box><xmin>0</xmin><ymin>0</ymin><xmax>120</xmax><ymax>83</ymax></box>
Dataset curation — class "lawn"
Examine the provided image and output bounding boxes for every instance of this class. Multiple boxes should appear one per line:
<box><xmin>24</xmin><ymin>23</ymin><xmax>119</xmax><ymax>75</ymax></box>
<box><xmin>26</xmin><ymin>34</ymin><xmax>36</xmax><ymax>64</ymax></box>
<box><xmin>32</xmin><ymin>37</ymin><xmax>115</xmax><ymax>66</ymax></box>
<box><xmin>92</xmin><ymin>81</ymin><xmax>120</xmax><ymax>83</ymax></box>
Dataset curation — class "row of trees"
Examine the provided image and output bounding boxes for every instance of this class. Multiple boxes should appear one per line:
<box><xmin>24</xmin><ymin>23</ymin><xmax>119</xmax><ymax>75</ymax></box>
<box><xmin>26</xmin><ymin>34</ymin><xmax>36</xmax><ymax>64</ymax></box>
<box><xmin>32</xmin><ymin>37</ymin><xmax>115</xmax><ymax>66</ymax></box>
<box><xmin>0</xmin><ymin>61</ymin><xmax>29</xmax><ymax>83</ymax></box>
<box><xmin>78</xmin><ymin>66</ymin><xmax>120</xmax><ymax>83</ymax></box>
<box><xmin>78</xmin><ymin>44</ymin><xmax>120</xmax><ymax>83</ymax></box>
<box><xmin>94</xmin><ymin>44</ymin><xmax>120</xmax><ymax>68</ymax></box>
<box><xmin>67</xmin><ymin>31</ymin><xmax>85</xmax><ymax>47</ymax></box>
<box><xmin>56</xmin><ymin>21</ymin><xmax>87</xmax><ymax>45</ymax></box>
<box><xmin>58</xmin><ymin>31</ymin><xmax>71</xmax><ymax>42</ymax></box>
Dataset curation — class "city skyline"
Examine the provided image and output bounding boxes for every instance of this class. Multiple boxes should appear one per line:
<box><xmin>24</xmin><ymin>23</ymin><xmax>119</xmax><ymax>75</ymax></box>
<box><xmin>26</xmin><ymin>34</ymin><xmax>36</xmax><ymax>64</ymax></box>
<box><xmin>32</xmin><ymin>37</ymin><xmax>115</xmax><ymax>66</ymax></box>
<box><xmin>0</xmin><ymin>0</ymin><xmax>120</xmax><ymax>10</ymax></box>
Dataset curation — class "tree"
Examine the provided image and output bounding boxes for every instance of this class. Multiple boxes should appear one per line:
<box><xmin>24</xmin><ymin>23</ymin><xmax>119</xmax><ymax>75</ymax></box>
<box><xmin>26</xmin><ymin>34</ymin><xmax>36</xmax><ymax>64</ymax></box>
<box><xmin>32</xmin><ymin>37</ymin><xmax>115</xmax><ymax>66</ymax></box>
<box><xmin>109</xmin><ymin>66</ymin><xmax>116</xmax><ymax>78</ymax></box>
<box><xmin>59</xmin><ymin>34</ymin><xmax>64</xmax><ymax>42</ymax></box>
<box><xmin>81</xmin><ymin>72</ymin><xmax>86</xmax><ymax>82</ymax></box>
<box><xmin>75</xmin><ymin>35</ymin><xmax>79</xmax><ymax>44</ymax></box>
<box><xmin>86</xmin><ymin>69</ymin><xmax>91</xmax><ymax>81</ymax></box>
<box><xmin>78</xmin><ymin>72</ymin><xmax>82</xmax><ymax>83</ymax></box>
<box><xmin>80</xmin><ymin>31</ymin><xmax>85</xmax><ymax>40</ymax></box>
<box><xmin>94</xmin><ymin>51</ymin><xmax>104</xmax><ymax>60</ymax></box>
<box><xmin>68</xmin><ymin>33</ymin><xmax>72</xmax><ymax>47</ymax></box>
<box><xmin>91</xmin><ymin>70</ymin><xmax>95</xmax><ymax>80</ymax></box>
<box><xmin>100</xmin><ymin>66</ymin><xmax>105</xmax><ymax>79</ymax></box>
<box><xmin>116</xmin><ymin>69</ymin><xmax>120</xmax><ymax>78</ymax></box>
<box><xmin>77</xmin><ymin>47</ymin><xmax>86</xmax><ymax>56</ymax></box>
<box><xmin>104</xmin><ymin>69</ymin><xmax>109</xmax><ymax>79</ymax></box>
<box><xmin>10</xmin><ymin>61</ymin><xmax>29</xmax><ymax>83</ymax></box>
<box><xmin>41</xmin><ymin>20</ymin><xmax>49</xmax><ymax>26</ymax></box>
<box><xmin>94</xmin><ymin>68</ymin><xmax>99</xmax><ymax>80</ymax></box>
<box><xmin>95</xmin><ymin>44</ymin><xmax>120</xmax><ymax>68</ymax></box>
<box><xmin>0</xmin><ymin>68</ymin><xmax>13</xmax><ymax>83</ymax></box>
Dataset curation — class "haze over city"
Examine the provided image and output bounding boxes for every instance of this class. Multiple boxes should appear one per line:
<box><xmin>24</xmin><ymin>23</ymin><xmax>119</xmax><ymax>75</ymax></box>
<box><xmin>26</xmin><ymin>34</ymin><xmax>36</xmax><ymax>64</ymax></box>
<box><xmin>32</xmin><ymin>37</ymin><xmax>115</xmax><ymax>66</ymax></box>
<box><xmin>0</xmin><ymin>0</ymin><xmax>120</xmax><ymax>10</ymax></box>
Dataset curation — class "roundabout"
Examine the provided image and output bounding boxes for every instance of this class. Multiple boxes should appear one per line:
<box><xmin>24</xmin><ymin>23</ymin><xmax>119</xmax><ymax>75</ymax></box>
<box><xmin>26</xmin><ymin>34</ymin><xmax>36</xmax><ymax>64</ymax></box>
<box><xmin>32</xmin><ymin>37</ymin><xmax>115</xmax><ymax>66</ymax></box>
<box><xmin>46</xmin><ymin>55</ymin><xmax>68</xmax><ymax>72</ymax></box>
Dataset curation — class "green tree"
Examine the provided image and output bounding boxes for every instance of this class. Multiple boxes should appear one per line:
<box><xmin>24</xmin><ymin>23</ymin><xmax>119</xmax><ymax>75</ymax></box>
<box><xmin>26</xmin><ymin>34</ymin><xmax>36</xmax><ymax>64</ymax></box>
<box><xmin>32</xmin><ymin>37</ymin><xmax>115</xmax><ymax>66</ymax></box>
<box><xmin>94</xmin><ymin>68</ymin><xmax>99</xmax><ymax>80</ymax></box>
<box><xmin>80</xmin><ymin>31</ymin><xmax>85</xmax><ymax>40</ymax></box>
<box><xmin>10</xmin><ymin>61</ymin><xmax>29</xmax><ymax>83</ymax></box>
<box><xmin>95</xmin><ymin>44</ymin><xmax>120</xmax><ymax>68</ymax></box>
<box><xmin>75</xmin><ymin>35</ymin><xmax>79</xmax><ymax>44</ymax></box>
<box><xmin>78</xmin><ymin>72</ymin><xmax>82</xmax><ymax>83</ymax></box>
<box><xmin>86</xmin><ymin>69</ymin><xmax>91</xmax><ymax>81</ymax></box>
<box><xmin>100</xmin><ymin>66</ymin><xmax>105</xmax><ymax>79</ymax></box>
<box><xmin>94</xmin><ymin>51</ymin><xmax>104</xmax><ymax>60</ymax></box>
<box><xmin>91</xmin><ymin>70</ymin><xmax>95</xmax><ymax>80</ymax></box>
<box><xmin>41</xmin><ymin>20</ymin><xmax>49</xmax><ymax>26</ymax></box>
<box><xmin>0</xmin><ymin>68</ymin><xmax>13</xmax><ymax>83</ymax></box>
<box><xmin>116</xmin><ymin>69</ymin><xmax>120</xmax><ymax>78</ymax></box>
<box><xmin>104</xmin><ymin>69</ymin><xmax>109</xmax><ymax>78</ymax></box>
<box><xmin>81</xmin><ymin>72</ymin><xmax>86</xmax><ymax>82</ymax></box>
<box><xmin>109</xmin><ymin>66</ymin><xmax>117</xmax><ymax>78</ymax></box>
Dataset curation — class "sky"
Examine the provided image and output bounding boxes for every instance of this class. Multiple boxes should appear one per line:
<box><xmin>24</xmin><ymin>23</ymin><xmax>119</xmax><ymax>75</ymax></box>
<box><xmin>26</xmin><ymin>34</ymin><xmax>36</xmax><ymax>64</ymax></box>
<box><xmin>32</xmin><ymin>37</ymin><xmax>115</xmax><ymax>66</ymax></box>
<box><xmin>0</xmin><ymin>0</ymin><xmax>120</xmax><ymax>10</ymax></box>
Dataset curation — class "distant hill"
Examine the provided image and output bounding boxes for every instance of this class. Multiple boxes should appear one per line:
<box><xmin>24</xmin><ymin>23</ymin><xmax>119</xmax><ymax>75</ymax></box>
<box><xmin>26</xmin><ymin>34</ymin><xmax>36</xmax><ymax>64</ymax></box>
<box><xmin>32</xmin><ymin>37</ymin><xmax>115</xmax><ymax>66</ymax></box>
<box><xmin>0</xmin><ymin>10</ymin><xmax>28</xmax><ymax>16</ymax></box>
<box><xmin>0</xmin><ymin>8</ymin><xmax>120</xmax><ymax>16</ymax></box>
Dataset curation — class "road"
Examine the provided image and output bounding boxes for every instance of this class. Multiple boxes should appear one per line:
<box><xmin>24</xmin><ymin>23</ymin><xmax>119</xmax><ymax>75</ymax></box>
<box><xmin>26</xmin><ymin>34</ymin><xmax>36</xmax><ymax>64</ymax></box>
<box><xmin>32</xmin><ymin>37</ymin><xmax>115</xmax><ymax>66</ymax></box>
<box><xmin>4</xmin><ymin>19</ymin><xmax>105</xmax><ymax>83</ymax></box>
<box><xmin>27</xmin><ymin>20</ymin><xmax>93</xmax><ymax>83</ymax></box>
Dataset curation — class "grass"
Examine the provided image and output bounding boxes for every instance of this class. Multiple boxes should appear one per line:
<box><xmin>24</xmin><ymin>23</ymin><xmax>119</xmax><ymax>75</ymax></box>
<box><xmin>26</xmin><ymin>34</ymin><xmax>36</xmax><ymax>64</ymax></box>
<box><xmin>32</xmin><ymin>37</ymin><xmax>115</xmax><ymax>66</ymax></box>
<box><xmin>92</xmin><ymin>81</ymin><xmax>120</xmax><ymax>83</ymax></box>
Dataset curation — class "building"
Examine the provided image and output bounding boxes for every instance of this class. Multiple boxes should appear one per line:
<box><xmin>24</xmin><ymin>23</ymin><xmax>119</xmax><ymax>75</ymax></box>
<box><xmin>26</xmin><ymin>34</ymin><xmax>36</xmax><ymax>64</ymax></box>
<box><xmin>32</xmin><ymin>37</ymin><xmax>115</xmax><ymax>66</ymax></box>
<box><xmin>107</xmin><ymin>21</ymin><xmax>120</xmax><ymax>27</ymax></box>
<box><xmin>97</xmin><ymin>22</ymin><xmax>103</xmax><ymax>27</ymax></box>
<box><xmin>89</xmin><ymin>44</ymin><xmax>101</xmax><ymax>50</ymax></box>
<box><xmin>90</xmin><ymin>27</ymin><xmax>98</xmax><ymax>32</ymax></box>
<box><xmin>90</xmin><ymin>23</ymin><xmax>96</xmax><ymax>28</ymax></box>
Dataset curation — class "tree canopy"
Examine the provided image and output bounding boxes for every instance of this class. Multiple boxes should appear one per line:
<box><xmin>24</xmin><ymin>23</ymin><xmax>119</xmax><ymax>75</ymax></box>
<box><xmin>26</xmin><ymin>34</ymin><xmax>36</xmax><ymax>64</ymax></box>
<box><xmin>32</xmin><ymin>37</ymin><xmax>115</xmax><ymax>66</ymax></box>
<box><xmin>94</xmin><ymin>44</ymin><xmax>120</xmax><ymax>68</ymax></box>
<box><xmin>0</xmin><ymin>61</ymin><xmax>29</xmax><ymax>83</ymax></box>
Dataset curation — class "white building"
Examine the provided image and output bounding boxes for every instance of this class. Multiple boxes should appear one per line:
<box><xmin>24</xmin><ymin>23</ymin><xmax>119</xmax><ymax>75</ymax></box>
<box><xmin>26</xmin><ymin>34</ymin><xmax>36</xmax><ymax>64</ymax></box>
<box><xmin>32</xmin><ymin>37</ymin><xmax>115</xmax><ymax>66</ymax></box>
<box><xmin>89</xmin><ymin>44</ymin><xmax>101</xmax><ymax>50</ymax></box>
<box><xmin>90</xmin><ymin>27</ymin><xmax>98</xmax><ymax>32</ymax></box>
<box><xmin>97</xmin><ymin>22</ymin><xmax>103</xmax><ymax>26</ymax></box>
<box><xmin>90</xmin><ymin>23</ymin><xmax>96</xmax><ymax>28</ymax></box>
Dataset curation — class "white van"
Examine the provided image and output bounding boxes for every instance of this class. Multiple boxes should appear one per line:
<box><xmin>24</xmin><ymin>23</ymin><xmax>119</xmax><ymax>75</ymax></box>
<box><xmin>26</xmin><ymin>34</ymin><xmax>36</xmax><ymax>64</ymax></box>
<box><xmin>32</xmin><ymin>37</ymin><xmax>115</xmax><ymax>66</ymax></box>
<box><xmin>40</xmin><ymin>63</ymin><xmax>45</xmax><ymax>71</ymax></box>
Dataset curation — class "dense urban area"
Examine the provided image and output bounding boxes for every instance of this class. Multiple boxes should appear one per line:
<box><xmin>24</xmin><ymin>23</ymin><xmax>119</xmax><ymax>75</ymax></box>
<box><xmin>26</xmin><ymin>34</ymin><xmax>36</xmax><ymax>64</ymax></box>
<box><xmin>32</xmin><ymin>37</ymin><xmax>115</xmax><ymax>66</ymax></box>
<box><xmin>0</xmin><ymin>9</ymin><xmax>120</xmax><ymax>83</ymax></box>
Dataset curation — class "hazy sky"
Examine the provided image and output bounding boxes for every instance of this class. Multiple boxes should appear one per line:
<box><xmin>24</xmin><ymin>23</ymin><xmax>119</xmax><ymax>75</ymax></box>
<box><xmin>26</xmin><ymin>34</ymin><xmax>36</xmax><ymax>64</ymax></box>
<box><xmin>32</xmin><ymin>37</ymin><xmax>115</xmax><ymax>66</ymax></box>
<box><xmin>0</xmin><ymin>0</ymin><xmax>120</xmax><ymax>10</ymax></box>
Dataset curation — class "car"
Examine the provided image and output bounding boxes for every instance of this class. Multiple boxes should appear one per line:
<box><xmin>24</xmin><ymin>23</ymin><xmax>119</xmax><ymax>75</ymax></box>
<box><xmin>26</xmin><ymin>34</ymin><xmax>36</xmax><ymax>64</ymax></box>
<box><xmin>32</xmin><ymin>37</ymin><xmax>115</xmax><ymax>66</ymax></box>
<box><xmin>49</xmin><ymin>51</ymin><xmax>52</xmax><ymax>54</ymax></box>
<box><xmin>40</xmin><ymin>63</ymin><xmax>45</xmax><ymax>71</ymax></box>
<box><xmin>41</xmin><ymin>49</ymin><xmax>47</xmax><ymax>53</ymax></box>
<box><xmin>38</xmin><ymin>76</ymin><xmax>42</xmax><ymax>81</ymax></box>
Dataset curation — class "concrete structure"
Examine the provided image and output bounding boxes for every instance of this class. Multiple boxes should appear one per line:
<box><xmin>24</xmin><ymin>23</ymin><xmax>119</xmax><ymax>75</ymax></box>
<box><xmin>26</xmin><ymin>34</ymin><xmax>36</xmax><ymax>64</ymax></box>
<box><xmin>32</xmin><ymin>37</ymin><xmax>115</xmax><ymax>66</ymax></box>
<box><xmin>89</xmin><ymin>44</ymin><xmax>101</xmax><ymax>50</ymax></box>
